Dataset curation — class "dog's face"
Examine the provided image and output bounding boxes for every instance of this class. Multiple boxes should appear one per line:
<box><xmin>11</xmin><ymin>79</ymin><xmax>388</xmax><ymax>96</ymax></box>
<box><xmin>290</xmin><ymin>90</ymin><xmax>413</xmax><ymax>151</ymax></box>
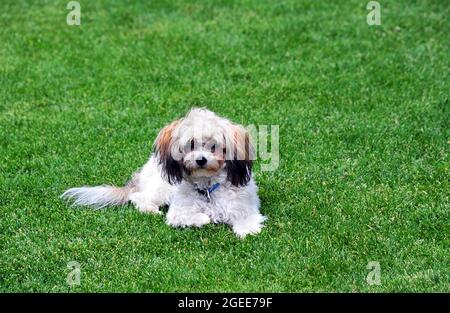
<box><xmin>180</xmin><ymin>134</ymin><xmax>225</xmax><ymax>178</ymax></box>
<box><xmin>153</xmin><ymin>108</ymin><xmax>254</xmax><ymax>186</ymax></box>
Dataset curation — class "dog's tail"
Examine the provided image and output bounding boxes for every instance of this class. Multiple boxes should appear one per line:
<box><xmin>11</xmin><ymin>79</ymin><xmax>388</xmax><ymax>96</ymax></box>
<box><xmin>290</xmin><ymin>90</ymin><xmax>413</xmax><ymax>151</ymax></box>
<box><xmin>61</xmin><ymin>185</ymin><xmax>132</xmax><ymax>209</ymax></box>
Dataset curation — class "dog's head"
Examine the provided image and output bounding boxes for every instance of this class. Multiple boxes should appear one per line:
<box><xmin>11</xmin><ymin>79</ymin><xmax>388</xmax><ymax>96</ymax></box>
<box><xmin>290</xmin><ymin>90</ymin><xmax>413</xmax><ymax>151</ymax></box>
<box><xmin>153</xmin><ymin>108</ymin><xmax>254</xmax><ymax>186</ymax></box>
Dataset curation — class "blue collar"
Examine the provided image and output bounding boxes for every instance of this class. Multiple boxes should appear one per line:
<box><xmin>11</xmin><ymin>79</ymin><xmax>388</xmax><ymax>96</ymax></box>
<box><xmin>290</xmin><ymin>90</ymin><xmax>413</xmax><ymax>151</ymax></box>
<box><xmin>195</xmin><ymin>182</ymin><xmax>220</xmax><ymax>200</ymax></box>
<box><xmin>207</xmin><ymin>182</ymin><xmax>220</xmax><ymax>194</ymax></box>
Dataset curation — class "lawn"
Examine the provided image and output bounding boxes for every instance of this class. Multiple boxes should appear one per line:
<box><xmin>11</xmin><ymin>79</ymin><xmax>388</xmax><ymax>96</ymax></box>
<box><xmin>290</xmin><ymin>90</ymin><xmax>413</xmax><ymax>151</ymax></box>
<box><xmin>0</xmin><ymin>0</ymin><xmax>448</xmax><ymax>292</ymax></box>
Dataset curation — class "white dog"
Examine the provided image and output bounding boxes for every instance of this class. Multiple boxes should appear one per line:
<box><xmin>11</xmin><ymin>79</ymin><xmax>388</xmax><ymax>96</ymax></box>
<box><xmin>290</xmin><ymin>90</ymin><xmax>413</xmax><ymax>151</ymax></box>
<box><xmin>62</xmin><ymin>108</ymin><xmax>266</xmax><ymax>238</ymax></box>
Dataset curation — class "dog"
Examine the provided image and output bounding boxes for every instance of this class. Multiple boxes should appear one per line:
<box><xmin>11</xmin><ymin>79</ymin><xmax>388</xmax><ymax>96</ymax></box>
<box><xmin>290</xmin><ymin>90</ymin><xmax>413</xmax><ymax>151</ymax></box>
<box><xmin>62</xmin><ymin>108</ymin><xmax>266</xmax><ymax>238</ymax></box>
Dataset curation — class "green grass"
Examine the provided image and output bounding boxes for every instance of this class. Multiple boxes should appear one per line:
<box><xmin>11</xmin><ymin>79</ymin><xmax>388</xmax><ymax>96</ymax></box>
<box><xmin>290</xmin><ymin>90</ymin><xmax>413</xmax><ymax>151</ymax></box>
<box><xmin>0</xmin><ymin>0</ymin><xmax>449</xmax><ymax>292</ymax></box>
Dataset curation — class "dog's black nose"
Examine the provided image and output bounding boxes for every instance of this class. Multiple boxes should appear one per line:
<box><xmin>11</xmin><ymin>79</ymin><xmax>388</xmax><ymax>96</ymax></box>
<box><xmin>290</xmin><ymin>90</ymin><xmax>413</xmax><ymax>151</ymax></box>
<box><xmin>196</xmin><ymin>157</ymin><xmax>207</xmax><ymax>167</ymax></box>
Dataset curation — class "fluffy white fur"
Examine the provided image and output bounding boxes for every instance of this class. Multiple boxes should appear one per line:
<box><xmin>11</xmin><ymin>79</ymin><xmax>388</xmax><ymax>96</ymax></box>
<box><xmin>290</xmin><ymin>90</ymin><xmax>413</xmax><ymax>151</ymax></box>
<box><xmin>62</xmin><ymin>108</ymin><xmax>266</xmax><ymax>238</ymax></box>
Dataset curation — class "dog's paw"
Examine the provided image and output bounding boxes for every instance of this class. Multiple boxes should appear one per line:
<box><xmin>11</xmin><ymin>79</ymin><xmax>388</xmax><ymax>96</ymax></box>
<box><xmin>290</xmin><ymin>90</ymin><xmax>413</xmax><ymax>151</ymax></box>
<box><xmin>190</xmin><ymin>213</ymin><xmax>211</xmax><ymax>227</ymax></box>
<box><xmin>166</xmin><ymin>212</ymin><xmax>211</xmax><ymax>228</ymax></box>
<box><xmin>232</xmin><ymin>214</ymin><xmax>267</xmax><ymax>239</ymax></box>
<box><xmin>129</xmin><ymin>193</ymin><xmax>161</xmax><ymax>214</ymax></box>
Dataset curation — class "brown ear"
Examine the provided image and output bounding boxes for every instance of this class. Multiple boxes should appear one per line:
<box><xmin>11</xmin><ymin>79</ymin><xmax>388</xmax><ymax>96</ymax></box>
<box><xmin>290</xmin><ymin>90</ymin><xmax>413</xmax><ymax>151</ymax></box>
<box><xmin>153</xmin><ymin>119</ymin><xmax>183</xmax><ymax>184</ymax></box>
<box><xmin>224</xmin><ymin>124</ymin><xmax>255</xmax><ymax>161</ymax></box>
<box><xmin>224</xmin><ymin>124</ymin><xmax>255</xmax><ymax>186</ymax></box>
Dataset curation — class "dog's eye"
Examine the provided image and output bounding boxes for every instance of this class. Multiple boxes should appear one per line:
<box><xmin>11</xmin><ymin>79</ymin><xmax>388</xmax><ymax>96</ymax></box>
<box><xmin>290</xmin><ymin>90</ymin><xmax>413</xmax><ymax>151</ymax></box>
<box><xmin>211</xmin><ymin>144</ymin><xmax>215</xmax><ymax>153</ymax></box>
<box><xmin>184</xmin><ymin>139</ymin><xmax>195</xmax><ymax>152</ymax></box>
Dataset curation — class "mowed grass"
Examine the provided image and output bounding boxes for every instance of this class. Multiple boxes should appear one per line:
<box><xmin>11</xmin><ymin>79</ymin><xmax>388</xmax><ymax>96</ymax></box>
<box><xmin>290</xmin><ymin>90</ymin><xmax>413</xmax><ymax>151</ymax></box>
<box><xmin>0</xmin><ymin>0</ymin><xmax>449</xmax><ymax>292</ymax></box>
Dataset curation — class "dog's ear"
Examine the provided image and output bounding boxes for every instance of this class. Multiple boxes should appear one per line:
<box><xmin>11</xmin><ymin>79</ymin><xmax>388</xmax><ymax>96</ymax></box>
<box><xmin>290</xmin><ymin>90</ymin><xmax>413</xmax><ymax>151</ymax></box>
<box><xmin>225</xmin><ymin>159</ymin><xmax>253</xmax><ymax>186</ymax></box>
<box><xmin>153</xmin><ymin>119</ymin><xmax>183</xmax><ymax>184</ymax></box>
<box><xmin>224</xmin><ymin>124</ymin><xmax>255</xmax><ymax>187</ymax></box>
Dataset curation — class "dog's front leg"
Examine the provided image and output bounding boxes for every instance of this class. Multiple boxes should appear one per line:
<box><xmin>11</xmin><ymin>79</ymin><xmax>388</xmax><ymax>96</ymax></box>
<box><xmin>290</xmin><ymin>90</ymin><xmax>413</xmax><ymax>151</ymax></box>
<box><xmin>166</xmin><ymin>205</ymin><xmax>211</xmax><ymax>228</ymax></box>
<box><xmin>129</xmin><ymin>192</ymin><xmax>162</xmax><ymax>214</ymax></box>
<box><xmin>221</xmin><ymin>185</ymin><xmax>266</xmax><ymax>238</ymax></box>
<box><xmin>230</xmin><ymin>213</ymin><xmax>267</xmax><ymax>238</ymax></box>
